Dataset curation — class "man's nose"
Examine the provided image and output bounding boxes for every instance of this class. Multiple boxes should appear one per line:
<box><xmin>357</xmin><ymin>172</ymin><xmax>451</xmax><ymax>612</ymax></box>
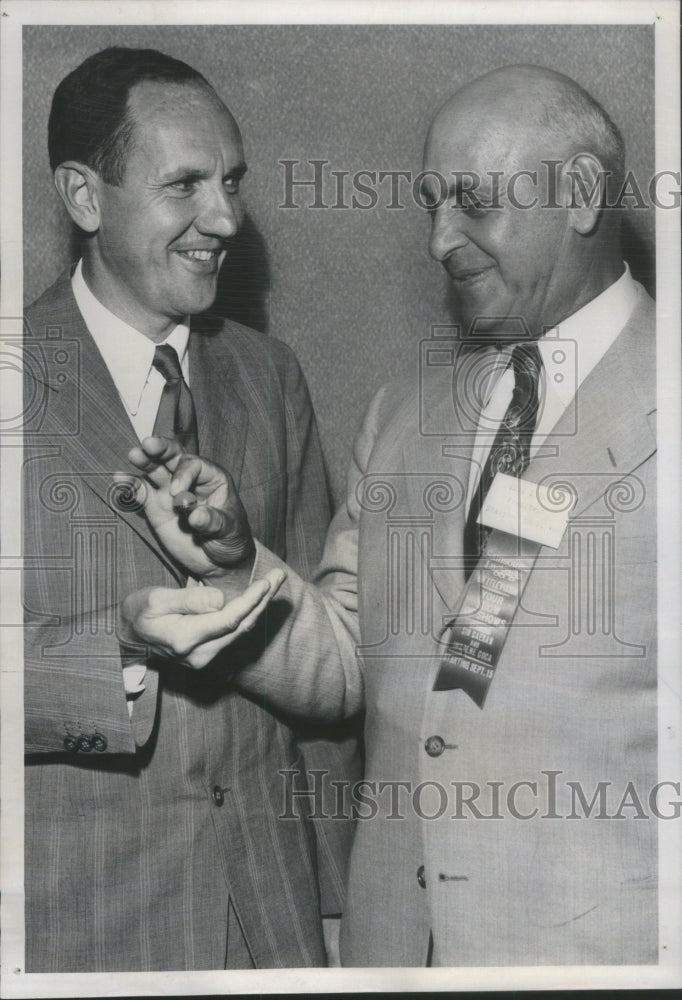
<box><xmin>428</xmin><ymin>205</ymin><xmax>469</xmax><ymax>262</ymax></box>
<box><xmin>196</xmin><ymin>184</ymin><xmax>242</xmax><ymax>239</ymax></box>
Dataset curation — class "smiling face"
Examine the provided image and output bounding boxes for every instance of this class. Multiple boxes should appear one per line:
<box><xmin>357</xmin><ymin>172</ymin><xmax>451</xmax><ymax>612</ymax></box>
<box><xmin>84</xmin><ymin>80</ymin><xmax>246</xmax><ymax>340</ymax></box>
<box><xmin>422</xmin><ymin>90</ymin><xmax>580</xmax><ymax>339</ymax></box>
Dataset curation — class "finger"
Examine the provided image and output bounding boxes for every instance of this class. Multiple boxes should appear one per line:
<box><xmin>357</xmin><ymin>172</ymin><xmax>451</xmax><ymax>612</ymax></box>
<box><xmin>177</xmin><ymin>578</ymin><xmax>273</xmax><ymax>645</ymax></box>
<box><xmin>187</xmin><ymin>591</ymin><xmax>272</xmax><ymax>665</ymax></box>
<box><xmin>231</xmin><ymin>589</ymin><xmax>275</xmax><ymax>635</ymax></box>
<box><xmin>147</xmin><ymin>585</ymin><xmax>226</xmax><ymax>617</ymax></box>
<box><xmin>234</xmin><ymin>570</ymin><xmax>287</xmax><ymax>632</ymax></box>
<box><xmin>138</xmin><ymin>461</ymin><xmax>173</xmax><ymax>491</ymax></box>
<box><xmin>128</xmin><ymin>438</ymin><xmax>185</xmax><ymax>484</ymax></box>
<box><xmin>169</xmin><ymin>455</ymin><xmax>231</xmax><ymax>498</ymax></box>
<box><xmin>263</xmin><ymin>568</ymin><xmax>287</xmax><ymax>598</ymax></box>
<box><xmin>140</xmin><ymin>436</ymin><xmax>185</xmax><ymax>468</ymax></box>
<box><xmin>168</xmin><ymin>455</ymin><xmax>205</xmax><ymax>496</ymax></box>
<box><xmin>183</xmin><ymin>579</ymin><xmax>280</xmax><ymax>665</ymax></box>
<box><xmin>200</xmin><ymin>572</ymin><xmax>285</xmax><ymax>645</ymax></box>
<box><xmin>187</xmin><ymin>504</ymin><xmax>233</xmax><ymax>538</ymax></box>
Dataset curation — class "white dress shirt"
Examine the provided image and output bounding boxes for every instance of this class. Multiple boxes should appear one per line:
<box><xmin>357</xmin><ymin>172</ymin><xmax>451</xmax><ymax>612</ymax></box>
<box><xmin>72</xmin><ymin>260</ymin><xmax>191</xmax><ymax>438</ymax></box>
<box><xmin>466</xmin><ymin>263</ymin><xmax>639</xmax><ymax>511</ymax></box>
<box><xmin>71</xmin><ymin>261</ymin><xmax>191</xmax><ymax>708</ymax></box>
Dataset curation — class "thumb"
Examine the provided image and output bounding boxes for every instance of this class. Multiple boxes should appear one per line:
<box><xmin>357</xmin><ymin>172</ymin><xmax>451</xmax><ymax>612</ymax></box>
<box><xmin>188</xmin><ymin>504</ymin><xmax>234</xmax><ymax>538</ymax></box>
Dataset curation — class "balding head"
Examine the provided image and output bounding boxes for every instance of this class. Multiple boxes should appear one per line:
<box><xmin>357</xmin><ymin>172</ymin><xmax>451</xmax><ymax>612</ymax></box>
<box><xmin>428</xmin><ymin>65</ymin><xmax>624</xmax><ymax>194</ymax></box>
<box><xmin>422</xmin><ymin>65</ymin><xmax>625</xmax><ymax>338</ymax></box>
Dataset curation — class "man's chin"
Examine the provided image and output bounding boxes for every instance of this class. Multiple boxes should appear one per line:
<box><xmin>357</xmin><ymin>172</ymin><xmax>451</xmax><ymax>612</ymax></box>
<box><xmin>173</xmin><ymin>281</ymin><xmax>219</xmax><ymax>317</ymax></box>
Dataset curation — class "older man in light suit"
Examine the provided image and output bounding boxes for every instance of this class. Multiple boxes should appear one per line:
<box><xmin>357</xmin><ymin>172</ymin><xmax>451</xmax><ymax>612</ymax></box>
<box><xmin>130</xmin><ymin>65</ymin><xmax>658</xmax><ymax>966</ymax></box>
<box><xmin>23</xmin><ymin>46</ymin><xmax>360</xmax><ymax>971</ymax></box>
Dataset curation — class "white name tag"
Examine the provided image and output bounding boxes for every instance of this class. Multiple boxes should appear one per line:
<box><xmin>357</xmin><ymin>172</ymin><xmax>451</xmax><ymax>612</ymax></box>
<box><xmin>477</xmin><ymin>473</ymin><xmax>573</xmax><ymax>548</ymax></box>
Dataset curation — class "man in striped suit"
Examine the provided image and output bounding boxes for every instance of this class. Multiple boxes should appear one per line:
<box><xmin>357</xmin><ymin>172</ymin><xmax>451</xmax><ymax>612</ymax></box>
<box><xmin>24</xmin><ymin>46</ymin><xmax>359</xmax><ymax>971</ymax></box>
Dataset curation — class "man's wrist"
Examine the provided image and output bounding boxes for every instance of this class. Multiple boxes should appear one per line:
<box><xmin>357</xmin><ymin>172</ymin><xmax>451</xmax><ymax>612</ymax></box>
<box><xmin>203</xmin><ymin>538</ymin><xmax>256</xmax><ymax>579</ymax></box>
<box><xmin>204</xmin><ymin>550</ymin><xmax>256</xmax><ymax>597</ymax></box>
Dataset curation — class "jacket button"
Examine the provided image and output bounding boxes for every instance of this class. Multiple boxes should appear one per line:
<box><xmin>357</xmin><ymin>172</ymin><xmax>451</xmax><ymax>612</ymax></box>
<box><xmin>212</xmin><ymin>785</ymin><xmax>225</xmax><ymax>807</ymax></box>
<box><xmin>63</xmin><ymin>736</ymin><xmax>78</xmax><ymax>753</ymax></box>
<box><xmin>77</xmin><ymin>735</ymin><xmax>93</xmax><ymax>753</ymax></box>
<box><xmin>424</xmin><ymin>735</ymin><xmax>445</xmax><ymax>757</ymax></box>
<box><xmin>92</xmin><ymin>734</ymin><xmax>107</xmax><ymax>752</ymax></box>
<box><xmin>417</xmin><ymin>864</ymin><xmax>427</xmax><ymax>889</ymax></box>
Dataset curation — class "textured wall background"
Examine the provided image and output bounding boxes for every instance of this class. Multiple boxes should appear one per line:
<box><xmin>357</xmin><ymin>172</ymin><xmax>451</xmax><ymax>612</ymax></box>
<box><xmin>23</xmin><ymin>24</ymin><xmax>655</xmax><ymax>504</ymax></box>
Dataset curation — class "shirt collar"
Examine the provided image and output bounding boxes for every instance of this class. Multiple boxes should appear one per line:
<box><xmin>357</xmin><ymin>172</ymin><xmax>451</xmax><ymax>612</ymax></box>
<box><xmin>536</xmin><ymin>262</ymin><xmax>638</xmax><ymax>409</ymax></box>
<box><xmin>71</xmin><ymin>260</ymin><xmax>191</xmax><ymax>416</ymax></box>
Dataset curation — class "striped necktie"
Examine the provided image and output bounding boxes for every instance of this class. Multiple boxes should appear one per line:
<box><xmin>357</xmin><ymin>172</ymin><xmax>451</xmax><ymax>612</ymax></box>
<box><xmin>152</xmin><ymin>343</ymin><xmax>199</xmax><ymax>454</ymax></box>
<box><xmin>462</xmin><ymin>342</ymin><xmax>543</xmax><ymax>578</ymax></box>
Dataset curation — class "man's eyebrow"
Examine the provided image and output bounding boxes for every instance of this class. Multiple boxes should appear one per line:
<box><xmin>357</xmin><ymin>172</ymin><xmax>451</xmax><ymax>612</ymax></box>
<box><xmin>158</xmin><ymin>161</ymin><xmax>248</xmax><ymax>184</ymax></box>
<box><xmin>423</xmin><ymin>175</ymin><xmax>500</xmax><ymax>207</ymax></box>
<box><xmin>228</xmin><ymin>162</ymin><xmax>248</xmax><ymax>180</ymax></box>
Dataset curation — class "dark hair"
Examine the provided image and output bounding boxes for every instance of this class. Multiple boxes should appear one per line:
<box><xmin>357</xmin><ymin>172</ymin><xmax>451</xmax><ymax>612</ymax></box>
<box><xmin>48</xmin><ymin>46</ymin><xmax>211</xmax><ymax>184</ymax></box>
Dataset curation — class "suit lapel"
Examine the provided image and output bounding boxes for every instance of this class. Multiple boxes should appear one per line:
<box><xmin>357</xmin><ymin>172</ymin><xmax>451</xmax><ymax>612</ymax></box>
<box><xmin>521</xmin><ymin>295</ymin><xmax>656</xmax><ymax>520</ymax></box>
<box><xmin>424</xmin><ymin>295</ymin><xmax>656</xmax><ymax>614</ymax></box>
<box><xmin>38</xmin><ymin>278</ymin><xmax>255</xmax><ymax>576</ymax></box>
<box><xmin>45</xmin><ymin>276</ymin><xmax>184</xmax><ymax>581</ymax></box>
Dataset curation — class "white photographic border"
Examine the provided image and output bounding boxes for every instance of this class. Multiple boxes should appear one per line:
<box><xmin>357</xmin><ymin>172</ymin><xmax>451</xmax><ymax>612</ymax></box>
<box><xmin>1</xmin><ymin>1</ymin><xmax>680</xmax><ymax>995</ymax></box>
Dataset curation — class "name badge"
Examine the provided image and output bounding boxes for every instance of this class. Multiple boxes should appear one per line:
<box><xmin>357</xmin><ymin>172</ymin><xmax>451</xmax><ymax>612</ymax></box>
<box><xmin>477</xmin><ymin>472</ymin><xmax>572</xmax><ymax>549</ymax></box>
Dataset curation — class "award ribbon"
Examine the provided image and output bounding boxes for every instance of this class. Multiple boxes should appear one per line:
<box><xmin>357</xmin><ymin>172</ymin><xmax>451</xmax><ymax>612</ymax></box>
<box><xmin>433</xmin><ymin>530</ymin><xmax>542</xmax><ymax>707</ymax></box>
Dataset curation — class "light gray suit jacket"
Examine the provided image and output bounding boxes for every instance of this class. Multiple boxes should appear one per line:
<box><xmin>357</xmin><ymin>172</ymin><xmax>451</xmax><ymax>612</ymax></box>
<box><xmin>239</xmin><ymin>282</ymin><xmax>658</xmax><ymax>966</ymax></box>
<box><xmin>23</xmin><ymin>272</ymin><xmax>361</xmax><ymax>971</ymax></box>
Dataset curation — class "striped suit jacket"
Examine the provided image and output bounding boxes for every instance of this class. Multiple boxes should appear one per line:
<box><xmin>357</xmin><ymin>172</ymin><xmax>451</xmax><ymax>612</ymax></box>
<box><xmin>23</xmin><ymin>271</ymin><xmax>360</xmax><ymax>971</ymax></box>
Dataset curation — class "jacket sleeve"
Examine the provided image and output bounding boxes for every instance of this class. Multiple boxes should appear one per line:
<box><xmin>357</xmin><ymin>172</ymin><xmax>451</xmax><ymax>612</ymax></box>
<box><xmin>22</xmin><ymin>451</ymin><xmax>148</xmax><ymax>756</ymax></box>
<box><xmin>229</xmin><ymin>383</ymin><xmax>391</xmax><ymax>722</ymax></box>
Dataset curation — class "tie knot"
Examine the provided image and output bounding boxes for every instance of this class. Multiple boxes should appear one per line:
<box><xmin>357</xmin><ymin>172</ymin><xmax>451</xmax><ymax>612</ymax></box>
<box><xmin>510</xmin><ymin>342</ymin><xmax>543</xmax><ymax>401</ymax></box>
<box><xmin>153</xmin><ymin>344</ymin><xmax>183</xmax><ymax>383</ymax></box>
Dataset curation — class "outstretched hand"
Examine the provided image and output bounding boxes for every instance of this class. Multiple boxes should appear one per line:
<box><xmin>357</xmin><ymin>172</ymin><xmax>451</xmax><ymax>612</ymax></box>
<box><xmin>119</xmin><ymin>570</ymin><xmax>286</xmax><ymax>669</ymax></box>
<box><xmin>116</xmin><ymin>436</ymin><xmax>255</xmax><ymax>579</ymax></box>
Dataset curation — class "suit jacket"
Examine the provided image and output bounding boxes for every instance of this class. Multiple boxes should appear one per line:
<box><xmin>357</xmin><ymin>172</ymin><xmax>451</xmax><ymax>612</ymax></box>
<box><xmin>241</xmin><ymin>282</ymin><xmax>658</xmax><ymax>966</ymax></box>
<box><xmin>23</xmin><ymin>271</ymin><xmax>360</xmax><ymax>971</ymax></box>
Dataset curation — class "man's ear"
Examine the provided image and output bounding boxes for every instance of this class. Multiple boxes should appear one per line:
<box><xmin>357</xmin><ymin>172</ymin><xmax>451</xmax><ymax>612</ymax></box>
<box><xmin>559</xmin><ymin>152</ymin><xmax>607</xmax><ymax>235</ymax></box>
<box><xmin>53</xmin><ymin>162</ymin><xmax>102</xmax><ymax>233</ymax></box>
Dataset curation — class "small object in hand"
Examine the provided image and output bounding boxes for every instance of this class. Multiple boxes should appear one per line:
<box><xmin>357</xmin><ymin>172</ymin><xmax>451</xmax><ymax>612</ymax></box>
<box><xmin>173</xmin><ymin>491</ymin><xmax>198</xmax><ymax>514</ymax></box>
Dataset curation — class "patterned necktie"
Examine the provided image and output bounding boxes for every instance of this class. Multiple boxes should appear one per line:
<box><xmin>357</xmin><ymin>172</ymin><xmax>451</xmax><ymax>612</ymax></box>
<box><xmin>463</xmin><ymin>342</ymin><xmax>543</xmax><ymax>578</ymax></box>
<box><xmin>152</xmin><ymin>344</ymin><xmax>199</xmax><ymax>454</ymax></box>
